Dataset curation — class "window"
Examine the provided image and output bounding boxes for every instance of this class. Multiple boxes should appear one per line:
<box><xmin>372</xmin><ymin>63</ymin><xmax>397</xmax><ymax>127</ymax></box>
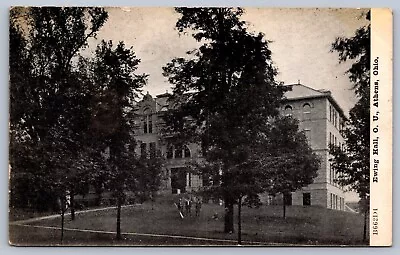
<box><xmin>329</xmin><ymin>132</ymin><xmax>332</xmax><ymax>146</ymax></box>
<box><xmin>330</xmin><ymin>193</ymin><xmax>333</xmax><ymax>209</ymax></box>
<box><xmin>148</xmin><ymin>117</ymin><xmax>153</xmax><ymax>133</ymax></box>
<box><xmin>303</xmin><ymin>193</ymin><xmax>311</xmax><ymax>206</ymax></box>
<box><xmin>171</xmin><ymin>167</ymin><xmax>187</xmax><ymax>194</ymax></box>
<box><xmin>150</xmin><ymin>142</ymin><xmax>156</xmax><ymax>159</ymax></box>
<box><xmin>140</xmin><ymin>143</ymin><xmax>147</xmax><ymax>158</ymax></box>
<box><xmin>329</xmin><ymin>105</ymin><xmax>332</xmax><ymax>122</ymax></box>
<box><xmin>332</xmin><ymin>168</ymin><xmax>335</xmax><ymax>185</ymax></box>
<box><xmin>184</xmin><ymin>146</ymin><xmax>191</xmax><ymax>158</ymax></box>
<box><xmin>303</xmin><ymin>103</ymin><xmax>311</xmax><ymax>120</ymax></box>
<box><xmin>284</xmin><ymin>193</ymin><xmax>292</xmax><ymax>206</ymax></box>
<box><xmin>284</xmin><ymin>105</ymin><xmax>293</xmax><ymax>116</ymax></box>
<box><xmin>332</xmin><ymin>194</ymin><xmax>335</xmax><ymax>209</ymax></box>
<box><xmin>188</xmin><ymin>172</ymin><xmax>192</xmax><ymax>187</ymax></box>
<box><xmin>175</xmin><ymin>145</ymin><xmax>183</xmax><ymax>158</ymax></box>
<box><xmin>335</xmin><ymin>112</ymin><xmax>339</xmax><ymax>129</ymax></box>
<box><xmin>143</xmin><ymin>108</ymin><xmax>152</xmax><ymax>134</ymax></box>
<box><xmin>167</xmin><ymin>145</ymin><xmax>191</xmax><ymax>159</ymax></box>
<box><xmin>167</xmin><ymin>145</ymin><xmax>173</xmax><ymax>159</ymax></box>
<box><xmin>334</xmin><ymin>112</ymin><xmax>337</xmax><ymax>128</ymax></box>
<box><xmin>336</xmin><ymin>113</ymin><xmax>339</xmax><ymax>129</ymax></box>
<box><xmin>336</xmin><ymin>195</ymin><xmax>339</xmax><ymax>210</ymax></box>
<box><xmin>303</xmin><ymin>103</ymin><xmax>311</xmax><ymax>112</ymax></box>
<box><xmin>142</xmin><ymin>117</ymin><xmax>147</xmax><ymax>133</ymax></box>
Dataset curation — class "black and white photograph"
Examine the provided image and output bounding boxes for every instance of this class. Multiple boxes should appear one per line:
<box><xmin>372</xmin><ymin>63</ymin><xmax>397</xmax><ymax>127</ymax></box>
<box><xmin>8</xmin><ymin>7</ymin><xmax>392</xmax><ymax>246</ymax></box>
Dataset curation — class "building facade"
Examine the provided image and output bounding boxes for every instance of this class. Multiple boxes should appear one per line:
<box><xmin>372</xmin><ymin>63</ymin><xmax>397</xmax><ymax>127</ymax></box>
<box><xmin>277</xmin><ymin>84</ymin><xmax>347</xmax><ymax>210</ymax></box>
<box><xmin>134</xmin><ymin>84</ymin><xmax>347</xmax><ymax>210</ymax></box>
<box><xmin>134</xmin><ymin>92</ymin><xmax>203</xmax><ymax>194</ymax></box>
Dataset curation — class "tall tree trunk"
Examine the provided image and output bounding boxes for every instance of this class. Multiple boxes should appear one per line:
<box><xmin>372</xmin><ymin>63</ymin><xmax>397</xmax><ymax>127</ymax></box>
<box><xmin>283</xmin><ymin>202</ymin><xmax>286</xmax><ymax>219</ymax></box>
<box><xmin>60</xmin><ymin>197</ymin><xmax>65</xmax><ymax>243</ymax></box>
<box><xmin>237</xmin><ymin>196</ymin><xmax>242</xmax><ymax>245</ymax></box>
<box><xmin>363</xmin><ymin>209</ymin><xmax>368</xmax><ymax>242</ymax></box>
<box><xmin>116</xmin><ymin>197</ymin><xmax>122</xmax><ymax>240</ymax></box>
<box><xmin>224</xmin><ymin>196</ymin><xmax>234</xmax><ymax>233</ymax></box>
<box><xmin>151</xmin><ymin>191</ymin><xmax>154</xmax><ymax>210</ymax></box>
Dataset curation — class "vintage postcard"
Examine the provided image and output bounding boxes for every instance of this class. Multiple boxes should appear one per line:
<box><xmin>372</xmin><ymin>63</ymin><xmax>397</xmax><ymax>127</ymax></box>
<box><xmin>8</xmin><ymin>7</ymin><xmax>392</xmax><ymax>246</ymax></box>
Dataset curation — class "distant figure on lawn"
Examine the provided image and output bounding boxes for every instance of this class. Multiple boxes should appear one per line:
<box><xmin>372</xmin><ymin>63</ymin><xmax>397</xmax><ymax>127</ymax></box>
<box><xmin>185</xmin><ymin>198</ymin><xmax>192</xmax><ymax>217</ymax></box>
<box><xmin>176</xmin><ymin>198</ymin><xmax>184</xmax><ymax>219</ymax></box>
<box><xmin>195</xmin><ymin>197</ymin><xmax>202</xmax><ymax>217</ymax></box>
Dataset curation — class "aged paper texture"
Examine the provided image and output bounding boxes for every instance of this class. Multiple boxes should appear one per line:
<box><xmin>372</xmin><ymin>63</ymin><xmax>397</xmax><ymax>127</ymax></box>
<box><xmin>369</xmin><ymin>8</ymin><xmax>392</xmax><ymax>247</ymax></box>
<box><xmin>8</xmin><ymin>7</ymin><xmax>392</xmax><ymax>246</ymax></box>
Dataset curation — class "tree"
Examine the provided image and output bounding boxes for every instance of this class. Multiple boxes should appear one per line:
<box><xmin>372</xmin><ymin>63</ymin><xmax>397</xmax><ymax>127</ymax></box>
<box><xmin>89</xmin><ymin>40</ymin><xmax>150</xmax><ymax>240</ymax></box>
<box><xmin>330</xmin><ymin>11</ymin><xmax>370</xmax><ymax>242</ymax></box>
<box><xmin>9</xmin><ymin>7</ymin><xmax>108</xmax><ymax>242</ymax></box>
<box><xmin>136</xmin><ymin>150</ymin><xmax>165</xmax><ymax>209</ymax></box>
<box><xmin>163</xmin><ymin>7</ymin><xmax>286</xmax><ymax>236</ymax></box>
<box><xmin>261</xmin><ymin>116</ymin><xmax>320</xmax><ymax>218</ymax></box>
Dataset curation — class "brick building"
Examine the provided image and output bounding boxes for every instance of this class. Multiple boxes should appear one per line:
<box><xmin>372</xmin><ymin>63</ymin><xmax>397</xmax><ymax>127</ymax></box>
<box><xmin>134</xmin><ymin>84</ymin><xmax>347</xmax><ymax>210</ymax></box>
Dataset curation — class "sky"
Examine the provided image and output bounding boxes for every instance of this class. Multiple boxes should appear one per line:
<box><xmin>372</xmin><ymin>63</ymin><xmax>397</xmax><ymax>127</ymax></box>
<box><xmin>85</xmin><ymin>7</ymin><xmax>369</xmax><ymax>115</ymax></box>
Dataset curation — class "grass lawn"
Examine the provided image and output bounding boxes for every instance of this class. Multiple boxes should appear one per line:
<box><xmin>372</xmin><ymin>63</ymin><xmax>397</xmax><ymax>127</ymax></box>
<box><xmin>9</xmin><ymin>201</ymin><xmax>369</xmax><ymax>246</ymax></box>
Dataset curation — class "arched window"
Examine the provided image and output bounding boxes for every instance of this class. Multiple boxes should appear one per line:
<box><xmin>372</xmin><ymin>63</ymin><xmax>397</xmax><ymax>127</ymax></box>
<box><xmin>184</xmin><ymin>146</ymin><xmax>191</xmax><ymax>158</ymax></box>
<box><xmin>303</xmin><ymin>103</ymin><xmax>311</xmax><ymax>120</ymax></box>
<box><xmin>284</xmin><ymin>105</ymin><xmax>292</xmax><ymax>116</ymax></box>
<box><xmin>303</xmin><ymin>103</ymin><xmax>311</xmax><ymax>112</ymax></box>
<box><xmin>143</xmin><ymin>108</ymin><xmax>153</xmax><ymax>133</ymax></box>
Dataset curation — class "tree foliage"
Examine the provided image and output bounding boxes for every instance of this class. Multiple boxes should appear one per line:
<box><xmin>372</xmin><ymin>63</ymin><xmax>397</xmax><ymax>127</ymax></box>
<box><xmin>330</xmin><ymin>10</ymin><xmax>370</xmax><ymax>242</ymax></box>
<box><xmin>9</xmin><ymin>7</ymin><xmax>109</xmax><ymax>212</ymax></box>
<box><xmin>330</xmin><ymin>11</ymin><xmax>370</xmax><ymax>200</ymax></box>
<box><xmin>262</xmin><ymin>117</ymin><xmax>319</xmax><ymax>195</ymax></box>
<box><xmin>163</xmin><ymin>8</ymin><xmax>318</xmax><ymax>238</ymax></box>
<box><xmin>88</xmin><ymin>39</ymin><xmax>164</xmax><ymax>240</ymax></box>
<box><xmin>10</xmin><ymin>7</ymin><xmax>164</xmax><ymax>241</ymax></box>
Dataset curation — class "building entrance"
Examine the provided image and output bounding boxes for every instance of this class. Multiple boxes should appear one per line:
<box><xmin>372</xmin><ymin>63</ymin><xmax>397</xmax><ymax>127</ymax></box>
<box><xmin>171</xmin><ymin>167</ymin><xmax>186</xmax><ymax>194</ymax></box>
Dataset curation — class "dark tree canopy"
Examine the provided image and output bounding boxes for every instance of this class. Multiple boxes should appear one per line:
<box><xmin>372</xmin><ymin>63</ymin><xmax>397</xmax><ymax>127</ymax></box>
<box><xmin>9</xmin><ymin>7</ymin><xmax>109</xmax><ymax>211</ymax></box>
<box><xmin>262</xmin><ymin>117</ymin><xmax>320</xmax><ymax>197</ymax></box>
<box><xmin>10</xmin><ymin>7</ymin><xmax>164</xmax><ymax>241</ymax></box>
<box><xmin>88</xmin><ymin>39</ymin><xmax>165</xmax><ymax>240</ymax></box>
<box><xmin>163</xmin><ymin>8</ymin><xmax>317</xmax><ymax>237</ymax></box>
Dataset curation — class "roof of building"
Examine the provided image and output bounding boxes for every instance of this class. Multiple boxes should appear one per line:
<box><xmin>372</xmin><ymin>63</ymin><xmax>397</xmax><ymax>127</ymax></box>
<box><xmin>140</xmin><ymin>83</ymin><xmax>347</xmax><ymax>119</ymax></box>
<box><xmin>282</xmin><ymin>83</ymin><xmax>346</xmax><ymax>119</ymax></box>
<box><xmin>283</xmin><ymin>83</ymin><xmax>330</xmax><ymax>100</ymax></box>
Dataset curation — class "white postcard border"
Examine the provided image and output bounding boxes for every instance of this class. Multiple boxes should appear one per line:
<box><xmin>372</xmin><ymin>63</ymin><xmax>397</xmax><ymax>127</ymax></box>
<box><xmin>370</xmin><ymin>8</ymin><xmax>393</xmax><ymax>247</ymax></box>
